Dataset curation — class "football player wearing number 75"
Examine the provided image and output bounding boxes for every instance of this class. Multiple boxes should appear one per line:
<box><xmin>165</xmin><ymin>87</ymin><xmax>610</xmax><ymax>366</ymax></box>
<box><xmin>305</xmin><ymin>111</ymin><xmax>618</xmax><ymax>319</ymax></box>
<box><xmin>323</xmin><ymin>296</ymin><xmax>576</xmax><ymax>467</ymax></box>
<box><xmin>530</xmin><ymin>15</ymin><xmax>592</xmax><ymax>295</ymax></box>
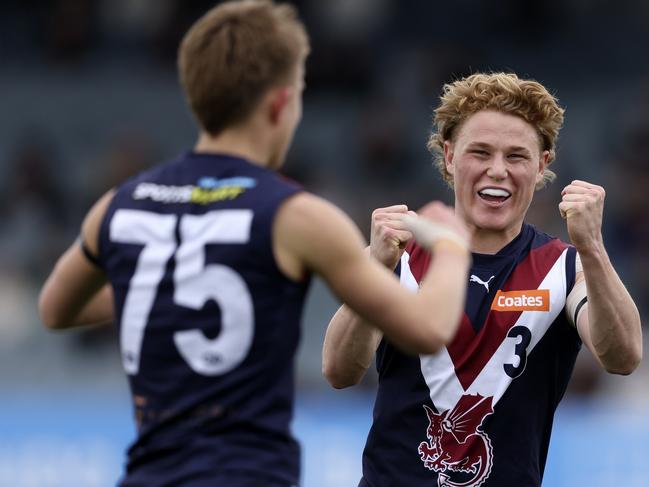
<box><xmin>37</xmin><ymin>1</ymin><xmax>471</xmax><ymax>487</ymax></box>
<box><xmin>323</xmin><ymin>72</ymin><xmax>642</xmax><ymax>487</ymax></box>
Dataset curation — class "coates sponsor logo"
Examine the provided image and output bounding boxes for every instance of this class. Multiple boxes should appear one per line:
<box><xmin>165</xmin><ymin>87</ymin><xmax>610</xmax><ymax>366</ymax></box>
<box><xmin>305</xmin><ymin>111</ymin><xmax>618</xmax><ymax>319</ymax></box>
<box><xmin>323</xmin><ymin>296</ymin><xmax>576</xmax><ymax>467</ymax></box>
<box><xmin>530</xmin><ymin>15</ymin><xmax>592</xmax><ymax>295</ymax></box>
<box><xmin>490</xmin><ymin>289</ymin><xmax>549</xmax><ymax>312</ymax></box>
<box><xmin>132</xmin><ymin>177</ymin><xmax>256</xmax><ymax>205</ymax></box>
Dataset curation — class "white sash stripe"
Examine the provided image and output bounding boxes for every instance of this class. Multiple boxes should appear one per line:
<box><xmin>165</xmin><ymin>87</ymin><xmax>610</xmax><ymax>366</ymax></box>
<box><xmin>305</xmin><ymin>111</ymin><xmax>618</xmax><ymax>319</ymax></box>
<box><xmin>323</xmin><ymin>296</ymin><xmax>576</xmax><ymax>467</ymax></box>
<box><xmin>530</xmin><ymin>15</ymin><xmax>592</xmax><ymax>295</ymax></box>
<box><xmin>406</xmin><ymin>248</ymin><xmax>569</xmax><ymax>413</ymax></box>
<box><xmin>401</xmin><ymin>251</ymin><xmax>469</xmax><ymax>413</ymax></box>
<box><xmin>399</xmin><ymin>251</ymin><xmax>418</xmax><ymax>291</ymax></box>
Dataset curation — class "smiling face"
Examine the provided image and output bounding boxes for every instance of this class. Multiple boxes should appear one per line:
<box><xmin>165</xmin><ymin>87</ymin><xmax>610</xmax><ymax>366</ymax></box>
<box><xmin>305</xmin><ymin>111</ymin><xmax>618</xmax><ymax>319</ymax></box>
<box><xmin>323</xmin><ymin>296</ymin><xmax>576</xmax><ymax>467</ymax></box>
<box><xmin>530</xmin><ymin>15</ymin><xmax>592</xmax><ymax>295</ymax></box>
<box><xmin>444</xmin><ymin>110</ymin><xmax>549</xmax><ymax>249</ymax></box>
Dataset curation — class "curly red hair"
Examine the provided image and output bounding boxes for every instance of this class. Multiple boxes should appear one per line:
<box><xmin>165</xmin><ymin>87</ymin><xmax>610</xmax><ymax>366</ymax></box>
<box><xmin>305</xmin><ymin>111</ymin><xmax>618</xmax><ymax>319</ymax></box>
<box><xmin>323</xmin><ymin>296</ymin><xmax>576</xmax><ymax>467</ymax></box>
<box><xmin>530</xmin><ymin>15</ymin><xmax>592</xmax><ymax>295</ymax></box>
<box><xmin>428</xmin><ymin>72</ymin><xmax>565</xmax><ymax>189</ymax></box>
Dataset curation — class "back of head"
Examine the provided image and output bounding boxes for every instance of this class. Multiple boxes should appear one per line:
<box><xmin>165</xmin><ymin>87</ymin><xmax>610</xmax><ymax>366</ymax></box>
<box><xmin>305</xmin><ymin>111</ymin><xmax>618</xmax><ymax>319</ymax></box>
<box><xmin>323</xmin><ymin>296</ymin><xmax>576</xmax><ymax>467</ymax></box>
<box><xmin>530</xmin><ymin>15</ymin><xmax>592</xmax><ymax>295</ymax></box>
<box><xmin>178</xmin><ymin>0</ymin><xmax>310</xmax><ymax>135</ymax></box>
<box><xmin>428</xmin><ymin>72</ymin><xmax>565</xmax><ymax>189</ymax></box>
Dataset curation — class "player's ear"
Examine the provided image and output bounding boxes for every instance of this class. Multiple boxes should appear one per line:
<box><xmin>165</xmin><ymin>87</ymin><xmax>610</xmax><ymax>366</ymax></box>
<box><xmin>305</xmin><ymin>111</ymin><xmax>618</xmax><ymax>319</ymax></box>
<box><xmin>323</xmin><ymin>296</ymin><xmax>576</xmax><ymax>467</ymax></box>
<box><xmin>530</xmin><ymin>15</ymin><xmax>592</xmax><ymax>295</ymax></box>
<box><xmin>536</xmin><ymin>150</ymin><xmax>550</xmax><ymax>184</ymax></box>
<box><xmin>444</xmin><ymin>140</ymin><xmax>455</xmax><ymax>176</ymax></box>
<box><xmin>269</xmin><ymin>87</ymin><xmax>291</xmax><ymax>125</ymax></box>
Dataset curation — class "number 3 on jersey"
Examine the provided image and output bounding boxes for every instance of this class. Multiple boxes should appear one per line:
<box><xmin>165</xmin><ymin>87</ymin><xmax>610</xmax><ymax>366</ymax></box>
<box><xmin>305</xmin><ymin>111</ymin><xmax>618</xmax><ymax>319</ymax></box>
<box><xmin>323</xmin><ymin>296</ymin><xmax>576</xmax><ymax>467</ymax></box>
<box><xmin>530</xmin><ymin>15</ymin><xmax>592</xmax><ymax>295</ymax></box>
<box><xmin>503</xmin><ymin>325</ymin><xmax>532</xmax><ymax>379</ymax></box>
<box><xmin>110</xmin><ymin>209</ymin><xmax>255</xmax><ymax>377</ymax></box>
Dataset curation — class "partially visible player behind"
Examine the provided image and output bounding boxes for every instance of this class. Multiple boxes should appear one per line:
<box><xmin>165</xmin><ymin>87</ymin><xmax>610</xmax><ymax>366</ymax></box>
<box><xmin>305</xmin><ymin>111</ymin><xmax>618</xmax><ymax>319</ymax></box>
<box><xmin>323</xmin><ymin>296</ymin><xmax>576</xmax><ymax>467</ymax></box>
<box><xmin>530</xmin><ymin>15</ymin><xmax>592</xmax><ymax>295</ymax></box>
<box><xmin>38</xmin><ymin>1</ymin><xmax>471</xmax><ymax>486</ymax></box>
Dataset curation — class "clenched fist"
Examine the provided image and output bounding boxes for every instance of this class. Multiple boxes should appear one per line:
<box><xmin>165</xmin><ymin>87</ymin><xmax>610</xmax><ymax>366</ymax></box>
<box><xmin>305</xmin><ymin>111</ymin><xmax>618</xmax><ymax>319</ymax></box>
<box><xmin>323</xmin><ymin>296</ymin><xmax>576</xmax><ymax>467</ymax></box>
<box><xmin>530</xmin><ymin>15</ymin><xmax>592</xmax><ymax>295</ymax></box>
<box><xmin>370</xmin><ymin>202</ymin><xmax>469</xmax><ymax>269</ymax></box>
<box><xmin>559</xmin><ymin>180</ymin><xmax>605</xmax><ymax>253</ymax></box>
<box><xmin>370</xmin><ymin>205</ymin><xmax>415</xmax><ymax>270</ymax></box>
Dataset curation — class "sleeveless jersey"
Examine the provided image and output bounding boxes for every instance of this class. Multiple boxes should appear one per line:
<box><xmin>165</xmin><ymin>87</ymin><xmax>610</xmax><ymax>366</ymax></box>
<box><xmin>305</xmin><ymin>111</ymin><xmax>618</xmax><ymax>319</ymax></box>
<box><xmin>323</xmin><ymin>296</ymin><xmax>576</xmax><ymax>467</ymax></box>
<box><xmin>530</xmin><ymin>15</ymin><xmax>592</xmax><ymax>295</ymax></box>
<box><xmin>96</xmin><ymin>152</ymin><xmax>310</xmax><ymax>486</ymax></box>
<box><xmin>360</xmin><ymin>223</ymin><xmax>581</xmax><ymax>487</ymax></box>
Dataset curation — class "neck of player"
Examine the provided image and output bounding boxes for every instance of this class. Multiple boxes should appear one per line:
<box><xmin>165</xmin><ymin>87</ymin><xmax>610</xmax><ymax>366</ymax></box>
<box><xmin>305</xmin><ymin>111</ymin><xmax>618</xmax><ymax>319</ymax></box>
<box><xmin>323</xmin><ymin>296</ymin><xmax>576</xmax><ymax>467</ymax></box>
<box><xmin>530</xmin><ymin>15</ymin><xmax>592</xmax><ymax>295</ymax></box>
<box><xmin>468</xmin><ymin>223</ymin><xmax>524</xmax><ymax>255</ymax></box>
<box><xmin>194</xmin><ymin>129</ymin><xmax>270</xmax><ymax>168</ymax></box>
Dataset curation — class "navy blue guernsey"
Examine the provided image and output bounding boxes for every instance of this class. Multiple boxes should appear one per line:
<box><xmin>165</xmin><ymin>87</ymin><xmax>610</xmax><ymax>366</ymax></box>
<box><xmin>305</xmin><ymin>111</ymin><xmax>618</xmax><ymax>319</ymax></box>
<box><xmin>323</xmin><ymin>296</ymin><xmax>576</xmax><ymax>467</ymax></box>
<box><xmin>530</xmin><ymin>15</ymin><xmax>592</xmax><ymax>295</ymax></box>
<box><xmin>360</xmin><ymin>224</ymin><xmax>581</xmax><ymax>487</ymax></box>
<box><xmin>97</xmin><ymin>152</ymin><xmax>310</xmax><ymax>487</ymax></box>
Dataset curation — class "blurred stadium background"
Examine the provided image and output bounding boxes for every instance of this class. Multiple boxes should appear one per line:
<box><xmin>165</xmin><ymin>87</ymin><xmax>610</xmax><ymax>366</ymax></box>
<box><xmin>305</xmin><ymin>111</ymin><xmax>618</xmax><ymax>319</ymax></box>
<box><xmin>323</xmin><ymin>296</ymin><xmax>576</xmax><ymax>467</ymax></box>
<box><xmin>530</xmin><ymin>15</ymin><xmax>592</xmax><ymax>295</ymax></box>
<box><xmin>1</xmin><ymin>1</ymin><xmax>649</xmax><ymax>486</ymax></box>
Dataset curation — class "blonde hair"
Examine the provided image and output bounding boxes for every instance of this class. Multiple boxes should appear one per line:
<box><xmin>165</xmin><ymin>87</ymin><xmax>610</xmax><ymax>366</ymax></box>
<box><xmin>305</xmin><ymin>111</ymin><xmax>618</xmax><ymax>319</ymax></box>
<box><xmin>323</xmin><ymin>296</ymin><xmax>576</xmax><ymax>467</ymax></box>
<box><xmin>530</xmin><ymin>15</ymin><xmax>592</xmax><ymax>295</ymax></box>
<box><xmin>427</xmin><ymin>72</ymin><xmax>565</xmax><ymax>189</ymax></box>
<box><xmin>178</xmin><ymin>0</ymin><xmax>310</xmax><ymax>134</ymax></box>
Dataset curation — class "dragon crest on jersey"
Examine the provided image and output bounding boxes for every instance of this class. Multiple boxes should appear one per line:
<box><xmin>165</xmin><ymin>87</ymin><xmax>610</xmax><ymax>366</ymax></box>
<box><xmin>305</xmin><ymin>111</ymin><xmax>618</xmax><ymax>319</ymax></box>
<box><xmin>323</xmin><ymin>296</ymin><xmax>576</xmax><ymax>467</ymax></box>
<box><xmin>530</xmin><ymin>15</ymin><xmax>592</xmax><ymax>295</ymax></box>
<box><xmin>418</xmin><ymin>394</ymin><xmax>494</xmax><ymax>487</ymax></box>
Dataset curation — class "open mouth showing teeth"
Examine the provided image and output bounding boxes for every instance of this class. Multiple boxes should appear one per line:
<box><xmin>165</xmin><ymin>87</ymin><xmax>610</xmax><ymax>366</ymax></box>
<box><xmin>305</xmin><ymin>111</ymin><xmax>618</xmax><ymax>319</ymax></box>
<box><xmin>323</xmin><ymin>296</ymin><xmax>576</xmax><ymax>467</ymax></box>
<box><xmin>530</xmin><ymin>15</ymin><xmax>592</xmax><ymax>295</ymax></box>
<box><xmin>478</xmin><ymin>188</ymin><xmax>511</xmax><ymax>203</ymax></box>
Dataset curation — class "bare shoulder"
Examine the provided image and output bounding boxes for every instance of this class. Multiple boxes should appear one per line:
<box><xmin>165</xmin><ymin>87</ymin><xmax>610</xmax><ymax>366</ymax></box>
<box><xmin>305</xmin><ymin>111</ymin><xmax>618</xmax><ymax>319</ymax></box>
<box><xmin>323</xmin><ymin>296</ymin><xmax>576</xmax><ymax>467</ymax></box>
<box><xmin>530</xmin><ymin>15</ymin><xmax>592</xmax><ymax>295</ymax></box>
<box><xmin>272</xmin><ymin>192</ymin><xmax>366</xmax><ymax>280</ymax></box>
<box><xmin>81</xmin><ymin>189</ymin><xmax>116</xmax><ymax>255</ymax></box>
<box><xmin>275</xmin><ymin>192</ymin><xmax>358</xmax><ymax>234</ymax></box>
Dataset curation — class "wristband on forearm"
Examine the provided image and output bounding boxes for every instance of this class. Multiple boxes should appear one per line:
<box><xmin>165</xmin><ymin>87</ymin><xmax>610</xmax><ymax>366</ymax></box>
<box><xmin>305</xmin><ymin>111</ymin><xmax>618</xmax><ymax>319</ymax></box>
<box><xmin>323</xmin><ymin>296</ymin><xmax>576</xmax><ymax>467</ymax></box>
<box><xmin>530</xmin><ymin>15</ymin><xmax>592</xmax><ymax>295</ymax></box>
<box><xmin>402</xmin><ymin>214</ymin><xmax>469</xmax><ymax>255</ymax></box>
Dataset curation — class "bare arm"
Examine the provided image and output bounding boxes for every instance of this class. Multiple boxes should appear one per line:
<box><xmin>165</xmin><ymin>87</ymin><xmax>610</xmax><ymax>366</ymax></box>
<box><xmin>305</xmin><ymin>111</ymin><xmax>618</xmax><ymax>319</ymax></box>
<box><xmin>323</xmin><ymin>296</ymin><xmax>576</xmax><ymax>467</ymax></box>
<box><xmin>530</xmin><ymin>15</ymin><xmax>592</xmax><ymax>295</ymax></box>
<box><xmin>323</xmin><ymin>205</ymin><xmax>408</xmax><ymax>387</ymax></box>
<box><xmin>560</xmin><ymin>181</ymin><xmax>642</xmax><ymax>374</ymax></box>
<box><xmin>322</xmin><ymin>291</ymin><xmax>385</xmax><ymax>389</ymax></box>
<box><xmin>323</xmin><ymin>239</ymin><xmax>469</xmax><ymax>388</ymax></box>
<box><xmin>38</xmin><ymin>191</ymin><xmax>115</xmax><ymax>329</ymax></box>
<box><xmin>322</xmin><ymin>204</ymin><xmax>473</xmax><ymax>388</ymax></box>
<box><xmin>575</xmin><ymin>256</ymin><xmax>642</xmax><ymax>374</ymax></box>
<box><xmin>275</xmin><ymin>194</ymin><xmax>470</xmax><ymax>359</ymax></box>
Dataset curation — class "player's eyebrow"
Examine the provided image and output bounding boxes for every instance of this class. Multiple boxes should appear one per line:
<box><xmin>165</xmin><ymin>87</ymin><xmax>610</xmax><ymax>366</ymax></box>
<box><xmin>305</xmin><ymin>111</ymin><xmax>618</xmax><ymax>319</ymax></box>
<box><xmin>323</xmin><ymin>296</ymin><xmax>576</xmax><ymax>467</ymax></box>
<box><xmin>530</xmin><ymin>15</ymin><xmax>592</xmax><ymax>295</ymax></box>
<box><xmin>507</xmin><ymin>145</ymin><xmax>532</xmax><ymax>155</ymax></box>
<box><xmin>467</xmin><ymin>142</ymin><xmax>532</xmax><ymax>155</ymax></box>
<box><xmin>466</xmin><ymin>142</ymin><xmax>492</xmax><ymax>150</ymax></box>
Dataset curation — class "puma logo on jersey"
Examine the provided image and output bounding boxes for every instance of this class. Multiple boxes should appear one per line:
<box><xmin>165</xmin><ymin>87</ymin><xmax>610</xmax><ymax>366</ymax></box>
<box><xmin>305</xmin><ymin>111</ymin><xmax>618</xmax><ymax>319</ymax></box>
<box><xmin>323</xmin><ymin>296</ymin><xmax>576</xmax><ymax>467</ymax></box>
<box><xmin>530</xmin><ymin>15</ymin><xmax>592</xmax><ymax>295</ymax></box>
<box><xmin>491</xmin><ymin>289</ymin><xmax>550</xmax><ymax>312</ymax></box>
<box><xmin>470</xmin><ymin>274</ymin><xmax>495</xmax><ymax>292</ymax></box>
